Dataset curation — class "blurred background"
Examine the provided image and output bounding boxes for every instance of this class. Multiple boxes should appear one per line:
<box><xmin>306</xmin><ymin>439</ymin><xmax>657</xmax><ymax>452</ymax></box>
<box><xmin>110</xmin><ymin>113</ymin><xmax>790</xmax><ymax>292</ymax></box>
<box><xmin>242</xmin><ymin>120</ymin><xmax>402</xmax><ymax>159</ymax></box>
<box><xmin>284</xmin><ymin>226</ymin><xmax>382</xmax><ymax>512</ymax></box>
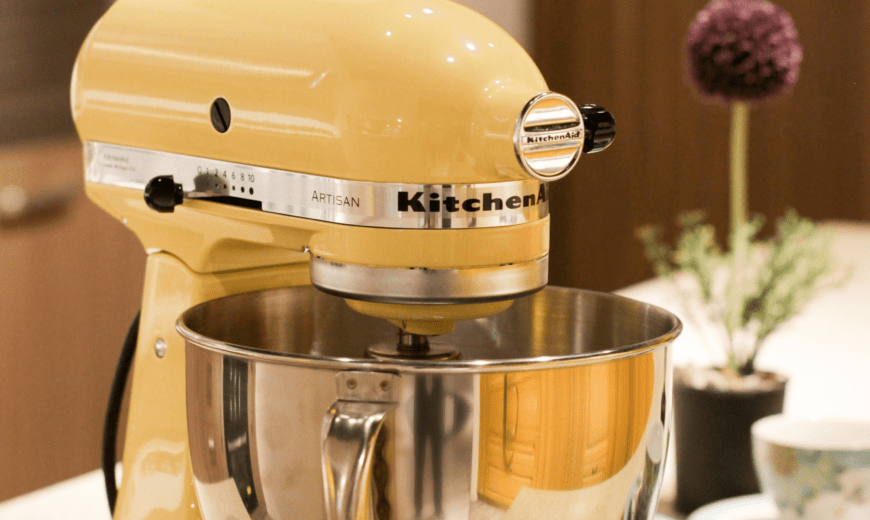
<box><xmin>0</xmin><ymin>0</ymin><xmax>867</xmax><ymax>505</ymax></box>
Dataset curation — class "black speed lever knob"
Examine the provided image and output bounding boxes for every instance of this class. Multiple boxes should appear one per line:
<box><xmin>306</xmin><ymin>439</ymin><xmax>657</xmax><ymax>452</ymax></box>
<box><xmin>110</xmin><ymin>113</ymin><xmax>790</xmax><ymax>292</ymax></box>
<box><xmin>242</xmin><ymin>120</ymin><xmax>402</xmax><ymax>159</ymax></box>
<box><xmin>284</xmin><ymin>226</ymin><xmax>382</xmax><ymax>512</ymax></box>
<box><xmin>144</xmin><ymin>175</ymin><xmax>184</xmax><ymax>213</ymax></box>
<box><xmin>579</xmin><ymin>104</ymin><xmax>616</xmax><ymax>154</ymax></box>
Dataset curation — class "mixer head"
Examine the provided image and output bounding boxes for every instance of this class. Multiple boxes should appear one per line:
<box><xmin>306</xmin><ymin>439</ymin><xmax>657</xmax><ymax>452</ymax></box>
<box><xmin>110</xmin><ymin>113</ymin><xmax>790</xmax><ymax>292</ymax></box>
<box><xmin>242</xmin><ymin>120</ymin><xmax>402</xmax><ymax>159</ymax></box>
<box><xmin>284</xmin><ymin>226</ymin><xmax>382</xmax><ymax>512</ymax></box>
<box><xmin>73</xmin><ymin>0</ymin><xmax>615</xmax><ymax>340</ymax></box>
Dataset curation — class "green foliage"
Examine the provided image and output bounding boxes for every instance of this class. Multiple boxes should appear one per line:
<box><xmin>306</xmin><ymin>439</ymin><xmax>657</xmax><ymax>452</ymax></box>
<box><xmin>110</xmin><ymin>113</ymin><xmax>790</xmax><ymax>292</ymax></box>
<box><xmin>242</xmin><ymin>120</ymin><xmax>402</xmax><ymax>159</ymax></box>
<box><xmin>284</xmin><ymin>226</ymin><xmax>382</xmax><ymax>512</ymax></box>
<box><xmin>635</xmin><ymin>209</ymin><xmax>843</xmax><ymax>375</ymax></box>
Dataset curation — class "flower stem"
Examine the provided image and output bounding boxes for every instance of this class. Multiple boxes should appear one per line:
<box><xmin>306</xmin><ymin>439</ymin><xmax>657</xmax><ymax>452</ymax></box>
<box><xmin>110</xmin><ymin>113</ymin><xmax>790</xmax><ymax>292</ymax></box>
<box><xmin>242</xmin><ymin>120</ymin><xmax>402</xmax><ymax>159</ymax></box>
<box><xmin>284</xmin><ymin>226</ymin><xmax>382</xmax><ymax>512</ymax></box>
<box><xmin>727</xmin><ymin>102</ymin><xmax>749</xmax><ymax>358</ymax></box>
<box><xmin>730</xmin><ymin>102</ymin><xmax>749</xmax><ymax>238</ymax></box>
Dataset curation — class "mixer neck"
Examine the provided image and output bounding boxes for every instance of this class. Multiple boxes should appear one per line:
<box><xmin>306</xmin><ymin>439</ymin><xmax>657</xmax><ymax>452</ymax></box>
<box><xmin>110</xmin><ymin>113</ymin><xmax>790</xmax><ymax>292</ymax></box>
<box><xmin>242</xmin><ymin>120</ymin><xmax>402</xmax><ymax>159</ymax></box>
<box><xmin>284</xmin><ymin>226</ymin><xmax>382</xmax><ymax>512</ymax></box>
<box><xmin>366</xmin><ymin>329</ymin><xmax>460</xmax><ymax>361</ymax></box>
<box><xmin>398</xmin><ymin>331</ymin><xmax>431</xmax><ymax>352</ymax></box>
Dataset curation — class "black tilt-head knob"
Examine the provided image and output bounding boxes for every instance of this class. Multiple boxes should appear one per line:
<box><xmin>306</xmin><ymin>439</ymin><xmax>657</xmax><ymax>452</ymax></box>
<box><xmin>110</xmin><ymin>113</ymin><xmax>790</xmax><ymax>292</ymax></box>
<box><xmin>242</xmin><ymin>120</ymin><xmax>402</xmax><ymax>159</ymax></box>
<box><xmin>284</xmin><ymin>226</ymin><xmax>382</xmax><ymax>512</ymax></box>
<box><xmin>579</xmin><ymin>104</ymin><xmax>617</xmax><ymax>154</ymax></box>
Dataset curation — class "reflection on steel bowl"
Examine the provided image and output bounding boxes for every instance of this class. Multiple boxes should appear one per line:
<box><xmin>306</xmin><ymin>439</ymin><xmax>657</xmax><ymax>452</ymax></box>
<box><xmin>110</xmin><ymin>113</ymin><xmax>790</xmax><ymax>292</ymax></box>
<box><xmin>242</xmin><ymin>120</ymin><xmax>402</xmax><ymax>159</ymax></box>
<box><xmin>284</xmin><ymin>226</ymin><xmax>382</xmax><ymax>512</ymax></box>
<box><xmin>179</xmin><ymin>285</ymin><xmax>681</xmax><ymax>520</ymax></box>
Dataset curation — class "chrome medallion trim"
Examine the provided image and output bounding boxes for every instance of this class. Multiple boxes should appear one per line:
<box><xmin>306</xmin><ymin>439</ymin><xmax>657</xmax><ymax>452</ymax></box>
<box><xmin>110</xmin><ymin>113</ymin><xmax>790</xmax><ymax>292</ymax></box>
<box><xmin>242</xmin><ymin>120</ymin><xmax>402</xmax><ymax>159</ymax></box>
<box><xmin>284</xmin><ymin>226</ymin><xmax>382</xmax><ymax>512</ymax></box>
<box><xmin>514</xmin><ymin>92</ymin><xmax>585</xmax><ymax>182</ymax></box>
<box><xmin>310</xmin><ymin>254</ymin><xmax>548</xmax><ymax>304</ymax></box>
<box><xmin>85</xmin><ymin>142</ymin><xmax>549</xmax><ymax>229</ymax></box>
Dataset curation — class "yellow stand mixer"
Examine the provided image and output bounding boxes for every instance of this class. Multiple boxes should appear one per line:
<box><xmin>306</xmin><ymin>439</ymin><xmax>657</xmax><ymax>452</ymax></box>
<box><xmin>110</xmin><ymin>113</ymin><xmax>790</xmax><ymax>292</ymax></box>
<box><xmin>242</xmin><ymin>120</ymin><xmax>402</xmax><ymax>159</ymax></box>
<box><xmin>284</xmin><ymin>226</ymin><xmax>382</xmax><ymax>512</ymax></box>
<box><xmin>73</xmin><ymin>0</ymin><xmax>621</xmax><ymax>518</ymax></box>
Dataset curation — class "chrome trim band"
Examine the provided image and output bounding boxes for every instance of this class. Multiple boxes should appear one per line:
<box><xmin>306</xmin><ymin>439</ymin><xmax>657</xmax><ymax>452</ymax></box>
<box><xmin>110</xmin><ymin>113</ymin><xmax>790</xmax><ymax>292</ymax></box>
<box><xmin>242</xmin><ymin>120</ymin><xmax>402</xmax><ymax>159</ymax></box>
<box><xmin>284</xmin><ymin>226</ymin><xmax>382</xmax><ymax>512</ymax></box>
<box><xmin>310</xmin><ymin>255</ymin><xmax>549</xmax><ymax>304</ymax></box>
<box><xmin>85</xmin><ymin>142</ymin><xmax>549</xmax><ymax>229</ymax></box>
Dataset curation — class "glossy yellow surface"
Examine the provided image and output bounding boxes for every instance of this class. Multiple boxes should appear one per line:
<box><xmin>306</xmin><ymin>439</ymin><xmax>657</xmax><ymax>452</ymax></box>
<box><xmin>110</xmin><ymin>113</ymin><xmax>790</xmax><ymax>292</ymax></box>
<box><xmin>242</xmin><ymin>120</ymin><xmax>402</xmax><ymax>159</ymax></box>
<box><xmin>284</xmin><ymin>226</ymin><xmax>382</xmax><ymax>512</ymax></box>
<box><xmin>72</xmin><ymin>0</ymin><xmax>549</xmax><ymax>185</ymax></box>
<box><xmin>115</xmin><ymin>253</ymin><xmax>308</xmax><ymax>520</ymax></box>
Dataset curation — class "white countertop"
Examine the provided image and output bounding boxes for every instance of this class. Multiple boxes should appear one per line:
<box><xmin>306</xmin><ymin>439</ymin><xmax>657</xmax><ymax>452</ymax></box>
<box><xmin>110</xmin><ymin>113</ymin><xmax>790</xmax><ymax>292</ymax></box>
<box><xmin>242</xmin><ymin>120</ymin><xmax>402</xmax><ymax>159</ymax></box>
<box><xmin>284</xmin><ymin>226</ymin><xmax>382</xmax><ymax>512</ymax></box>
<box><xmin>618</xmin><ymin>220</ymin><xmax>870</xmax><ymax>420</ymax></box>
<box><xmin>3</xmin><ymin>221</ymin><xmax>867</xmax><ymax>519</ymax></box>
<box><xmin>615</xmin><ymin>220</ymin><xmax>870</xmax><ymax>505</ymax></box>
<box><xmin>0</xmin><ymin>470</ymin><xmax>110</xmax><ymax>520</ymax></box>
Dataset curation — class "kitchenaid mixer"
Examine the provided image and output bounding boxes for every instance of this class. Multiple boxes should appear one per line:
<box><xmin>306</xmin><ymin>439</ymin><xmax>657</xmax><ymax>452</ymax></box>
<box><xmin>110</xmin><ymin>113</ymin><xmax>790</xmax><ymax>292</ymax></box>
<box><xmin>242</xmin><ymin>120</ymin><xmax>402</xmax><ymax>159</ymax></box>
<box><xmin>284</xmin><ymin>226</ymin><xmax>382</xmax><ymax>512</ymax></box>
<box><xmin>72</xmin><ymin>0</ymin><xmax>679</xmax><ymax>519</ymax></box>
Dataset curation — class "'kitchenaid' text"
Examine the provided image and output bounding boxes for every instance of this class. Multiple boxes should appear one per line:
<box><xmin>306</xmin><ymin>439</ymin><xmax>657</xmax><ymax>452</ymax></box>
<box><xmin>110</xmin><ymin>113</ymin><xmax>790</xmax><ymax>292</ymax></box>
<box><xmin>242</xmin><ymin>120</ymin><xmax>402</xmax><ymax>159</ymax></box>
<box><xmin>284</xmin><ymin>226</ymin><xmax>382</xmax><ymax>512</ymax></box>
<box><xmin>398</xmin><ymin>184</ymin><xmax>547</xmax><ymax>213</ymax></box>
<box><xmin>523</xmin><ymin>130</ymin><xmax>581</xmax><ymax>145</ymax></box>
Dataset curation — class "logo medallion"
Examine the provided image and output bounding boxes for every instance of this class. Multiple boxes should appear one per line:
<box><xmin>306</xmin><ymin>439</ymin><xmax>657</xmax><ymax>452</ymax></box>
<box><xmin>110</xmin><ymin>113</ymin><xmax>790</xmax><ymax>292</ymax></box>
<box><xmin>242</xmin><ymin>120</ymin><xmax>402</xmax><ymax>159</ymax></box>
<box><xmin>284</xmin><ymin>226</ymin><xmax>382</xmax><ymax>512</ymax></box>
<box><xmin>514</xmin><ymin>92</ymin><xmax>585</xmax><ymax>182</ymax></box>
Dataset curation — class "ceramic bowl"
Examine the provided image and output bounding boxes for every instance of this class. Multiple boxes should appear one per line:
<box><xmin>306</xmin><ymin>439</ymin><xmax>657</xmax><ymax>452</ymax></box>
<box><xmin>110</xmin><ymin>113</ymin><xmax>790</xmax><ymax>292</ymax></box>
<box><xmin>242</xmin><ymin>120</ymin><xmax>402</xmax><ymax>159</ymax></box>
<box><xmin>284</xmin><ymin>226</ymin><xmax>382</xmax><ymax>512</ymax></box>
<box><xmin>752</xmin><ymin>415</ymin><xmax>870</xmax><ymax>520</ymax></box>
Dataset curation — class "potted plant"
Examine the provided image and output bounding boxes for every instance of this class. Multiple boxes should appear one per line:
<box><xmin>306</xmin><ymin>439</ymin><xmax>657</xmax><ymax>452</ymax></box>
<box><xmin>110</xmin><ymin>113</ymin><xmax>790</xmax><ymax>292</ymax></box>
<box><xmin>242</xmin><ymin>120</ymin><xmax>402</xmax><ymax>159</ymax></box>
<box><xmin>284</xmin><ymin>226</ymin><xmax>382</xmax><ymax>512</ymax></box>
<box><xmin>635</xmin><ymin>0</ymin><xmax>844</xmax><ymax>513</ymax></box>
<box><xmin>638</xmin><ymin>210</ymin><xmax>842</xmax><ymax>512</ymax></box>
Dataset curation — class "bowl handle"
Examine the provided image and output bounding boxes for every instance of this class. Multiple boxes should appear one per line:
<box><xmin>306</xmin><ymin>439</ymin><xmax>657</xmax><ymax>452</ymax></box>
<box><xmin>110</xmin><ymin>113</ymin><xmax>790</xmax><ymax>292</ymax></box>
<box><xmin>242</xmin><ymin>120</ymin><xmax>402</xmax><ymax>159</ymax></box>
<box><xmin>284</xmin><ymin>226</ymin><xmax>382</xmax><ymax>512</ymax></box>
<box><xmin>322</xmin><ymin>371</ymin><xmax>400</xmax><ymax>520</ymax></box>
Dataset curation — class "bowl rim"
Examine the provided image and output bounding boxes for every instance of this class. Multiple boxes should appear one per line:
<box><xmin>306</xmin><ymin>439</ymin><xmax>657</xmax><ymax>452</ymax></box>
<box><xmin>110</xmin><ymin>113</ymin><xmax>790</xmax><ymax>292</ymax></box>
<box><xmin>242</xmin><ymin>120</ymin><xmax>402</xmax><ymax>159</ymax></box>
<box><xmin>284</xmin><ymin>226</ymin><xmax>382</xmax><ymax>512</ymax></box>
<box><xmin>176</xmin><ymin>286</ymin><xmax>683</xmax><ymax>373</ymax></box>
<box><xmin>752</xmin><ymin>414</ymin><xmax>870</xmax><ymax>452</ymax></box>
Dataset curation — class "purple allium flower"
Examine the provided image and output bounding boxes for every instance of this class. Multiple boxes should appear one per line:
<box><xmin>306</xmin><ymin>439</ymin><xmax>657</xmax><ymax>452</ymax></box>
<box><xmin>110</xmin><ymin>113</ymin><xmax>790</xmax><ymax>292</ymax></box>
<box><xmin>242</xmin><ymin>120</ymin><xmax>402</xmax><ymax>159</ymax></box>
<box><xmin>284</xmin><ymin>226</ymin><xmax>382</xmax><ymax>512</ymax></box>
<box><xmin>687</xmin><ymin>0</ymin><xmax>803</xmax><ymax>103</ymax></box>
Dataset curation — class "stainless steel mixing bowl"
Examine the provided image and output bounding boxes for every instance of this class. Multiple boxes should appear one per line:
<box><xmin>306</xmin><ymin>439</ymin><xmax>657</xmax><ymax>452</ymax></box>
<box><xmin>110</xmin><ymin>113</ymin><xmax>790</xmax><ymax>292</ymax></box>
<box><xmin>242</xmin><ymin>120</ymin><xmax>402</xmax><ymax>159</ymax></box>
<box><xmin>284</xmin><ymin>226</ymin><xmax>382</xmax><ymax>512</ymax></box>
<box><xmin>178</xmin><ymin>286</ymin><xmax>681</xmax><ymax>520</ymax></box>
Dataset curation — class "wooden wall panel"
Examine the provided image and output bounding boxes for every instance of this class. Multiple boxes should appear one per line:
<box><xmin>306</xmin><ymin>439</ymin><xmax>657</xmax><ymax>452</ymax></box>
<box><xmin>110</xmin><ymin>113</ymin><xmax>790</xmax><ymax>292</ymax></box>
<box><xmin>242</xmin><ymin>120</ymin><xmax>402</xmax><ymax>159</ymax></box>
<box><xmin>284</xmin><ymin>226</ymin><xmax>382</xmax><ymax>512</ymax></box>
<box><xmin>0</xmin><ymin>140</ymin><xmax>146</xmax><ymax>501</ymax></box>
<box><xmin>533</xmin><ymin>0</ymin><xmax>870</xmax><ymax>291</ymax></box>
<box><xmin>0</xmin><ymin>0</ymin><xmax>113</xmax><ymax>144</ymax></box>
